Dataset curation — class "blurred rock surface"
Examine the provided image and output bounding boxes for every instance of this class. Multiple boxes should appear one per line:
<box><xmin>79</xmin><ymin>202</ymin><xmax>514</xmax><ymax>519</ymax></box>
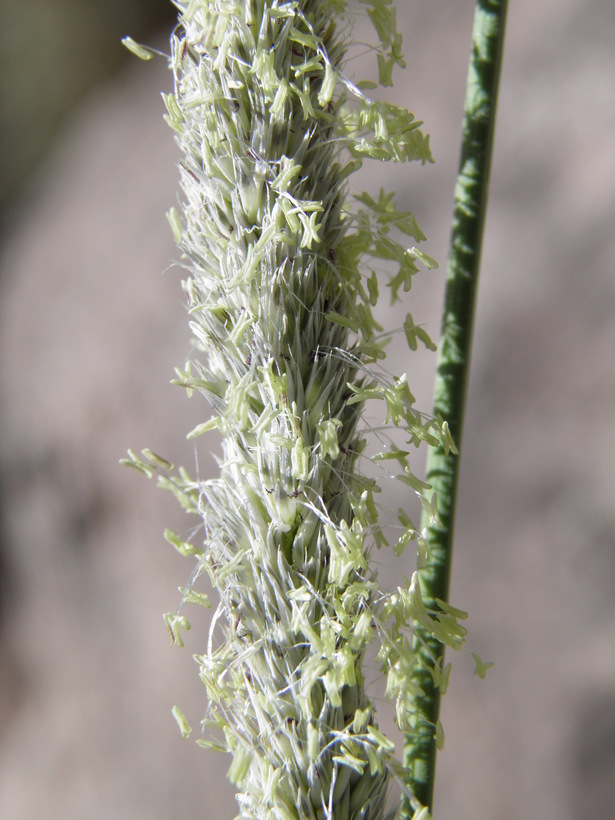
<box><xmin>0</xmin><ymin>0</ymin><xmax>174</xmax><ymax>216</ymax></box>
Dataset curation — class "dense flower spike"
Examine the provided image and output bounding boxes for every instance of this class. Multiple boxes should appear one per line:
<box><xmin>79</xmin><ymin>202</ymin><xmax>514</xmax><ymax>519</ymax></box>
<box><xmin>123</xmin><ymin>2</ymin><xmax>465</xmax><ymax>817</ymax></box>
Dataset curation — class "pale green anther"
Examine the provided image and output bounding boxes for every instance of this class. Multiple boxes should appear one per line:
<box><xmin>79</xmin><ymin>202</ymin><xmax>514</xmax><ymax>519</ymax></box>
<box><xmin>164</xmin><ymin>529</ymin><xmax>199</xmax><ymax>557</ymax></box>
<box><xmin>393</xmin><ymin>528</ymin><xmax>413</xmax><ymax>558</ymax></box>
<box><xmin>121</xmin><ymin>36</ymin><xmax>155</xmax><ymax>61</ymax></box>
<box><xmin>252</xmin><ymin>220</ymin><xmax>282</xmax><ymax>256</ymax></box>
<box><xmin>403</xmin><ymin>312</ymin><xmax>420</xmax><ymax>351</ymax></box>
<box><xmin>367</xmin><ymin>725</ymin><xmax>395</xmax><ymax>755</ymax></box>
<box><xmin>317</xmin><ymin>418</ymin><xmax>343</xmax><ymax>460</ymax></box>
<box><xmin>258</xmin><ymin>360</ymin><xmax>288</xmax><ymax>402</ymax></box>
<box><xmin>178</xmin><ymin>587</ymin><xmax>212</xmax><ymax>608</ymax></box>
<box><xmin>434</xmin><ymin>598</ymin><xmax>469</xmax><ymax>621</ymax></box>
<box><xmin>365</xmin><ymin>744</ymin><xmax>383</xmax><ymax>776</ymax></box>
<box><xmin>384</xmin><ymin>384</ymin><xmax>404</xmax><ymax>425</ymax></box>
<box><xmin>291</xmin><ymin>198</ymin><xmax>323</xmax><ymax>214</ymax></box>
<box><xmin>292</xmin><ymin>605</ymin><xmax>323</xmax><ymax>653</ymax></box>
<box><xmin>328</xmin><ymin>521</ymin><xmax>369</xmax><ymax>588</ymax></box>
<box><xmin>298</xmin><ymin>210</ymin><xmax>321</xmax><ymax>248</ymax></box>
<box><xmin>196</xmin><ymin>737</ymin><xmax>228</xmax><ymax>753</ymax></box>
<box><xmin>239</xmin><ymin>178</ymin><xmax>263</xmax><ymax>224</ymax></box>
<box><xmin>163</xmin><ymin>612</ymin><xmax>191</xmax><ymax>648</ymax></box>
<box><xmin>293</xmin><ymin>79</ymin><xmax>317</xmax><ymax>120</ymax></box>
<box><xmin>226</xmin><ymin>380</ymin><xmax>251</xmax><ymax>429</ymax></box>
<box><xmin>408</xmin><ymin>246</ymin><xmax>438</xmax><ymax>270</ymax></box>
<box><xmin>359</xmin><ymin>0</ymin><xmax>395</xmax><ymax>47</ymax></box>
<box><xmin>333</xmin><ymin>745</ymin><xmax>367</xmax><ymax>775</ymax></box>
<box><xmin>291</xmin><ymin>439</ymin><xmax>309</xmax><ymax>481</ymax></box>
<box><xmin>326</xmin><ymin>311</ymin><xmax>362</xmax><ymax>334</ymax></box>
<box><xmin>142</xmin><ymin>448</ymin><xmax>173</xmax><ymax>471</ymax></box>
<box><xmin>439</xmin><ymin>419</ymin><xmax>459</xmax><ymax>455</ymax></box>
<box><xmin>398</xmin><ymin>468</ymin><xmax>432</xmax><ymax>494</ymax></box>
<box><xmin>270</xmin><ymin>79</ymin><xmax>289</xmax><ymax>118</ymax></box>
<box><xmin>271</xmin><ymin>158</ymin><xmax>302</xmax><ymax>193</ymax></box>
<box><xmin>171</xmin><ymin>705</ymin><xmax>193</xmax><ymax>739</ymax></box>
<box><xmin>376</xmin><ymin>54</ymin><xmax>393</xmax><ymax>87</ymax></box>
<box><xmin>345</xmin><ymin>382</ymin><xmax>384</xmax><ymax>405</ymax></box>
<box><xmin>431</xmin><ymin>615</ymin><xmax>467</xmax><ymax>652</ymax></box>
<box><xmin>440</xmin><ymin>662</ymin><xmax>452</xmax><ymax>695</ymax></box>
<box><xmin>228</xmin><ymin>745</ymin><xmax>253</xmax><ymax>786</ymax></box>
<box><xmin>318</xmin><ymin>59</ymin><xmax>338</xmax><ymax>106</ymax></box>
<box><xmin>120</xmin><ymin>449</ymin><xmax>153</xmax><ymax>478</ymax></box>
<box><xmin>289</xmin><ymin>27</ymin><xmax>319</xmax><ymax>50</ymax></box>
<box><xmin>407</xmin><ymin>572</ymin><xmax>425</xmax><ymax>615</ymax></box>
<box><xmin>275</xmin><ymin>197</ymin><xmax>300</xmax><ymax>235</ymax></box>
<box><xmin>162</xmin><ymin>92</ymin><xmax>185</xmax><ymax>133</ymax></box>
<box><xmin>353</xmin><ymin>707</ymin><xmax>371</xmax><ymax>734</ymax></box>
<box><xmin>293</xmin><ymin>55</ymin><xmax>323</xmax><ymax>78</ymax></box>
<box><xmin>435</xmin><ymin>720</ymin><xmax>445</xmax><ymax>750</ymax></box>
<box><xmin>416</xmin><ymin>535</ymin><xmax>429</xmax><ymax>569</ymax></box>
<box><xmin>349</xmin><ymin>610</ymin><xmax>373</xmax><ymax>650</ymax></box>
<box><xmin>186</xmin><ymin>417</ymin><xmax>222</xmax><ymax>439</ymax></box>
<box><xmin>306</xmin><ymin>721</ymin><xmax>319</xmax><ymax>762</ymax></box>
<box><xmin>251</xmin><ymin>48</ymin><xmax>278</xmax><ymax>96</ymax></box>
<box><xmin>372</xmin><ymin>449</ymin><xmax>409</xmax><ymax>462</ymax></box>
<box><xmin>367</xmin><ymin>271</ymin><xmax>379</xmax><ymax>306</ymax></box>
<box><xmin>322</xmin><ymin>671</ymin><xmax>343</xmax><ymax>708</ymax></box>
<box><xmin>268</xmin><ymin>433</ymin><xmax>293</xmax><ymax>451</ymax></box>
<box><xmin>166</xmin><ymin>207</ymin><xmax>183</xmax><ymax>243</ymax></box>
<box><xmin>269</xmin><ymin>4</ymin><xmax>300</xmax><ymax>21</ymax></box>
<box><xmin>471</xmin><ymin>653</ymin><xmax>495</xmax><ymax>679</ymax></box>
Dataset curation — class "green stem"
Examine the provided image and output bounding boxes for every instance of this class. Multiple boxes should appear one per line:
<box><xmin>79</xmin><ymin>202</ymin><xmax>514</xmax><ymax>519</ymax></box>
<box><xmin>403</xmin><ymin>0</ymin><xmax>508</xmax><ymax>812</ymax></box>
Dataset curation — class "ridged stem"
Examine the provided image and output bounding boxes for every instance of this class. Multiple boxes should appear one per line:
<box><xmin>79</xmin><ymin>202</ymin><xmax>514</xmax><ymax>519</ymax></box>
<box><xmin>402</xmin><ymin>0</ymin><xmax>508</xmax><ymax>812</ymax></box>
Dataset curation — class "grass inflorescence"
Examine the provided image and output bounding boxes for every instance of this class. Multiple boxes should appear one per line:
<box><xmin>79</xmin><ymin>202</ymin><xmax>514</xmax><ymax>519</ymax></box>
<box><xmin>122</xmin><ymin>2</ymin><xmax>466</xmax><ymax>817</ymax></box>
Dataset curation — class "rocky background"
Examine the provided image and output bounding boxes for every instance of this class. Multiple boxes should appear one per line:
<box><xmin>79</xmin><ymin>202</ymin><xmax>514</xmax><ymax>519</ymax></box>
<box><xmin>1</xmin><ymin>1</ymin><xmax>614</xmax><ymax>817</ymax></box>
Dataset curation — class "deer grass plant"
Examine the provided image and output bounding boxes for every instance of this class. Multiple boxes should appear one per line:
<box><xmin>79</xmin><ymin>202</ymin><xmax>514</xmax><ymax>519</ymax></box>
<box><xmin>122</xmin><ymin>0</ymin><xmax>506</xmax><ymax>816</ymax></box>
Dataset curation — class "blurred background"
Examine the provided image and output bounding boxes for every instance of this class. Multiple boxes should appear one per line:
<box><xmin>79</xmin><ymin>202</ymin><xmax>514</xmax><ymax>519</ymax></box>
<box><xmin>1</xmin><ymin>1</ymin><xmax>614</xmax><ymax>817</ymax></box>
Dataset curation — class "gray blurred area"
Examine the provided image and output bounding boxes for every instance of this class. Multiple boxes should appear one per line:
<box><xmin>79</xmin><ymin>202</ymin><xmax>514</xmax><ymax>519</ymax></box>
<box><xmin>1</xmin><ymin>1</ymin><xmax>614</xmax><ymax>817</ymax></box>
<box><xmin>0</xmin><ymin>0</ymin><xmax>175</xmax><ymax>215</ymax></box>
